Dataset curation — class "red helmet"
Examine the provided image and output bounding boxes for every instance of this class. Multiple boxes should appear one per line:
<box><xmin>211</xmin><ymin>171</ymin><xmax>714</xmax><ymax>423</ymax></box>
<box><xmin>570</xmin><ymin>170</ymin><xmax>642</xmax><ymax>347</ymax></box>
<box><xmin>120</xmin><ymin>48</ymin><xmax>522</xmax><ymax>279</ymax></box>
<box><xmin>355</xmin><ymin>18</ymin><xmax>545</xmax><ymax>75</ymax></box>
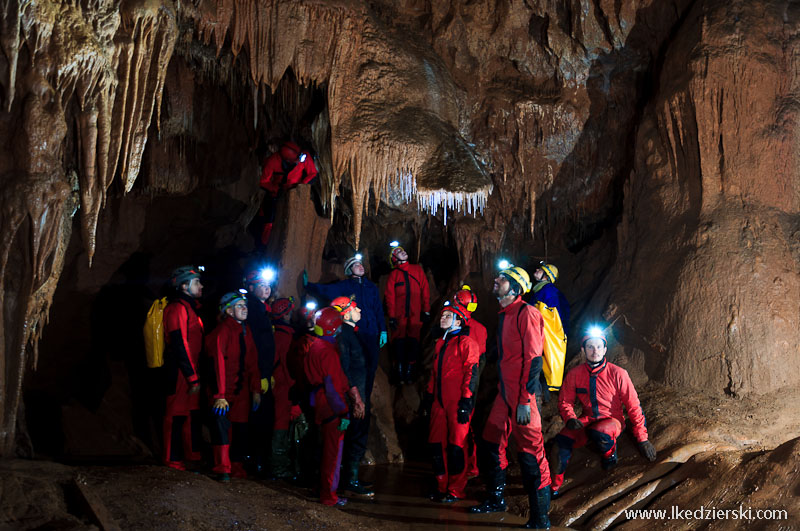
<box><xmin>331</xmin><ymin>295</ymin><xmax>357</xmax><ymax>315</ymax></box>
<box><xmin>454</xmin><ymin>285</ymin><xmax>478</xmax><ymax>313</ymax></box>
<box><xmin>279</xmin><ymin>141</ymin><xmax>302</xmax><ymax>162</ymax></box>
<box><xmin>440</xmin><ymin>301</ymin><xmax>469</xmax><ymax>323</ymax></box>
<box><xmin>389</xmin><ymin>246</ymin><xmax>406</xmax><ymax>267</ymax></box>
<box><xmin>313</xmin><ymin>307</ymin><xmax>342</xmax><ymax>337</ymax></box>
<box><xmin>271</xmin><ymin>297</ymin><xmax>295</xmax><ymax>320</ymax></box>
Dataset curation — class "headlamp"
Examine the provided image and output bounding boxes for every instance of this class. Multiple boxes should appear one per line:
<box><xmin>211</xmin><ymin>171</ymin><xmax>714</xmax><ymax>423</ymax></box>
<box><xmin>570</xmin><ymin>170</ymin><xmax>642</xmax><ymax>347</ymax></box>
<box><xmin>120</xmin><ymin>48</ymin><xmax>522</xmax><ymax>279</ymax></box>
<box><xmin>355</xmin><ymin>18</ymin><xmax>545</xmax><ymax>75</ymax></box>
<box><xmin>587</xmin><ymin>325</ymin><xmax>604</xmax><ymax>339</ymax></box>
<box><xmin>354</xmin><ymin>253</ymin><xmax>363</xmax><ymax>261</ymax></box>
<box><xmin>198</xmin><ymin>265</ymin><xmax>205</xmax><ymax>272</ymax></box>
<box><xmin>238</xmin><ymin>288</ymin><xmax>248</xmax><ymax>294</ymax></box>
<box><xmin>261</xmin><ymin>267</ymin><xmax>276</xmax><ymax>283</ymax></box>
<box><xmin>299</xmin><ymin>153</ymin><xmax>307</xmax><ymax>163</ymax></box>
<box><xmin>305</xmin><ymin>301</ymin><xmax>318</xmax><ymax>311</ymax></box>
<box><xmin>498</xmin><ymin>259</ymin><xmax>511</xmax><ymax>270</ymax></box>
<box><xmin>390</xmin><ymin>241</ymin><xmax>400</xmax><ymax>248</ymax></box>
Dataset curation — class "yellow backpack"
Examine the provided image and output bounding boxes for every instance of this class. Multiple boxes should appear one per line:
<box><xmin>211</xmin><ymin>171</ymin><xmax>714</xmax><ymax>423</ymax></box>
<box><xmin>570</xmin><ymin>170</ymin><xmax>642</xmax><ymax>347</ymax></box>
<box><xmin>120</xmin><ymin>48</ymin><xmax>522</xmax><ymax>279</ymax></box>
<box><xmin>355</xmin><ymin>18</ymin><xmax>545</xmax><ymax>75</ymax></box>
<box><xmin>143</xmin><ymin>297</ymin><xmax>169</xmax><ymax>368</ymax></box>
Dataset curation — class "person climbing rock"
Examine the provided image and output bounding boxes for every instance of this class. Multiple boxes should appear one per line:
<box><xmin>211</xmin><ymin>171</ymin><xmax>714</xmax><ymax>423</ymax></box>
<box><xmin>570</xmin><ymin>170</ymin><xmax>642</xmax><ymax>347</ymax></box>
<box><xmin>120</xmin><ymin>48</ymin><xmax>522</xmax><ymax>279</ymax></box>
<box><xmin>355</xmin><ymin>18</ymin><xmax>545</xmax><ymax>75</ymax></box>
<box><xmin>384</xmin><ymin>242</ymin><xmax>430</xmax><ymax>383</ymax></box>
<box><xmin>304</xmin><ymin>307</ymin><xmax>351</xmax><ymax>506</ymax></box>
<box><xmin>329</xmin><ymin>296</ymin><xmax>374</xmax><ymax>497</ymax></box>
<box><xmin>550</xmin><ymin>327</ymin><xmax>656</xmax><ymax>498</ymax></box>
<box><xmin>162</xmin><ymin>265</ymin><xmax>205</xmax><ymax>471</ymax></box>
<box><xmin>422</xmin><ymin>302</ymin><xmax>480</xmax><ymax>502</ymax></box>
<box><xmin>256</xmin><ymin>141</ymin><xmax>318</xmax><ymax>245</ymax></box>
<box><xmin>469</xmin><ymin>263</ymin><xmax>551</xmax><ymax>530</ymax></box>
<box><xmin>304</xmin><ymin>253</ymin><xmax>386</xmax><ymax>408</ymax></box>
<box><xmin>453</xmin><ymin>285</ymin><xmax>487</xmax><ymax>479</ymax></box>
<box><xmin>244</xmin><ymin>268</ymin><xmax>276</xmax><ymax>476</ymax></box>
<box><xmin>529</xmin><ymin>262</ymin><xmax>570</xmax><ymax>397</ymax></box>
<box><xmin>269</xmin><ymin>297</ymin><xmax>304</xmax><ymax>480</ymax></box>
<box><xmin>205</xmin><ymin>292</ymin><xmax>262</xmax><ymax>481</ymax></box>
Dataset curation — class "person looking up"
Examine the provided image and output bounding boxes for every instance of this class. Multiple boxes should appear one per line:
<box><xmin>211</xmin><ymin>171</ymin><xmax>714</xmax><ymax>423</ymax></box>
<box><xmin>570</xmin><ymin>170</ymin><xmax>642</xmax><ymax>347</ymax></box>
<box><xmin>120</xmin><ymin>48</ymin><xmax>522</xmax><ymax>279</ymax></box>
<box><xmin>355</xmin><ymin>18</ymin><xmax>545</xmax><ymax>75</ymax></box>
<box><xmin>529</xmin><ymin>262</ymin><xmax>570</xmax><ymax>397</ymax></box>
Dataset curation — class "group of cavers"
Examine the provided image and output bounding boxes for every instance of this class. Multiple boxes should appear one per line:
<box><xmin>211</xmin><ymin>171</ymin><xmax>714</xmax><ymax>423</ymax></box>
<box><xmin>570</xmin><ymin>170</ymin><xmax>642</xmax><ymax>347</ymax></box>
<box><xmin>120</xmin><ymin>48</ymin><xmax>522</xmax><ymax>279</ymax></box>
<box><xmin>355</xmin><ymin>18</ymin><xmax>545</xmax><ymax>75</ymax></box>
<box><xmin>151</xmin><ymin>141</ymin><xmax>658</xmax><ymax>530</ymax></box>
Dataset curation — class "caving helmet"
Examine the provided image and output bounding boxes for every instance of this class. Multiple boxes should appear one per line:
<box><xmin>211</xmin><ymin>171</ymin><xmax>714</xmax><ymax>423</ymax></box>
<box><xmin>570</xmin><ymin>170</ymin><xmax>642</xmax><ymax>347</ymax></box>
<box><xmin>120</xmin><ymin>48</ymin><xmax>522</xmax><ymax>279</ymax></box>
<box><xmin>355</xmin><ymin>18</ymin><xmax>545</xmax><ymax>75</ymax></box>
<box><xmin>344</xmin><ymin>254</ymin><xmax>363</xmax><ymax>276</ymax></box>
<box><xmin>499</xmin><ymin>265</ymin><xmax>532</xmax><ymax>295</ymax></box>
<box><xmin>219</xmin><ymin>292</ymin><xmax>247</xmax><ymax>313</ymax></box>
<box><xmin>454</xmin><ymin>285</ymin><xmax>478</xmax><ymax>313</ymax></box>
<box><xmin>313</xmin><ymin>307</ymin><xmax>343</xmax><ymax>337</ymax></box>
<box><xmin>539</xmin><ymin>262</ymin><xmax>559</xmax><ymax>283</ymax></box>
<box><xmin>389</xmin><ymin>241</ymin><xmax>406</xmax><ymax>267</ymax></box>
<box><xmin>171</xmin><ymin>265</ymin><xmax>201</xmax><ymax>288</ymax></box>
<box><xmin>581</xmin><ymin>326</ymin><xmax>608</xmax><ymax>347</ymax></box>
<box><xmin>280</xmin><ymin>141</ymin><xmax>302</xmax><ymax>162</ymax></box>
<box><xmin>440</xmin><ymin>300</ymin><xmax>469</xmax><ymax>323</ymax></box>
<box><xmin>331</xmin><ymin>295</ymin><xmax>357</xmax><ymax>316</ymax></box>
<box><xmin>271</xmin><ymin>297</ymin><xmax>295</xmax><ymax>320</ymax></box>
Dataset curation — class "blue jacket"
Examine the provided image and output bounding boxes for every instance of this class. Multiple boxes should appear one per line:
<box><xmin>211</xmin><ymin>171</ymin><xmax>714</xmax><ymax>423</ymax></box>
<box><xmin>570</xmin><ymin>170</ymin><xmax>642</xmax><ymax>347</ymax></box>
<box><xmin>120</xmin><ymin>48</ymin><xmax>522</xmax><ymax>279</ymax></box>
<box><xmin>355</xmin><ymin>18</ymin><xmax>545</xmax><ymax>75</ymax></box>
<box><xmin>306</xmin><ymin>277</ymin><xmax>386</xmax><ymax>337</ymax></box>
<box><xmin>531</xmin><ymin>283</ymin><xmax>571</xmax><ymax>337</ymax></box>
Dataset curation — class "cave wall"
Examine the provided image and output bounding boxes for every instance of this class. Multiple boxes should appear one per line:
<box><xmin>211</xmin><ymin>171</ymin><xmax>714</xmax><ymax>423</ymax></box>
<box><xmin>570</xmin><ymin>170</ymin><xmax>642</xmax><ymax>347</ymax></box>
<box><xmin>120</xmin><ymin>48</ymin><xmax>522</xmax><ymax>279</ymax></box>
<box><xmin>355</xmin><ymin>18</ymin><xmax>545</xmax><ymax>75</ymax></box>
<box><xmin>601</xmin><ymin>0</ymin><xmax>800</xmax><ymax>397</ymax></box>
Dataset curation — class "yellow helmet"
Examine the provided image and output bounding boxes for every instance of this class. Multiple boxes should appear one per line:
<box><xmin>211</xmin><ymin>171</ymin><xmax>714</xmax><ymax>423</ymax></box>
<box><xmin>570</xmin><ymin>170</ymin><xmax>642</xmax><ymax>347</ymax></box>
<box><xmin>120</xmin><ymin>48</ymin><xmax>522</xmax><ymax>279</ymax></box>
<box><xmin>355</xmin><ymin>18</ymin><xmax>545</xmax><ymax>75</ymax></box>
<box><xmin>500</xmin><ymin>266</ymin><xmax>532</xmax><ymax>294</ymax></box>
<box><xmin>540</xmin><ymin>262</ymin><xmax>558</xmax><ymax>283</ymax></box>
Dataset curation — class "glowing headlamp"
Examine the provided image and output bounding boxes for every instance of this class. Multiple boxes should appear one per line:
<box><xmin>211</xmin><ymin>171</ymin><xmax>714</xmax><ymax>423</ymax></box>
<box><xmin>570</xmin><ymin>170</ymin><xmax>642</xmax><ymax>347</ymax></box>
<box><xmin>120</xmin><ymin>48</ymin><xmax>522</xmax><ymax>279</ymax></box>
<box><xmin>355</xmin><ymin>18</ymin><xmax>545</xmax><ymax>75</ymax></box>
<box><xmin>261</xmin><ymin>267</ymin><xmax>276</xmax><ymax>283</ymax></box>
<box><xmin>305</xmin><ymin>301</ymin><xmax>318</xmax><ymax>311</ymax></box>
<box><xmin>498</xmin><ymin>259</ymin><xmax>511</xmax><ymax>270</ymax></box>
<box><xmin>238</xmin><ymin>288</ymin><xmax>248</xmax><ymax>294</ymax></box>
<box><xmin>299</xmin><ymin>153</ymin><xmax>307</xmax><ymax>163</ymax></box>
<box><xmin>390</xmin><ymin>241</ymin><xmax>400</xmax><ymax>248</ymax></box>
<box><xmin>198</xmin><ymin>265</ymin><xmax>205</xmax><ymax>272</ymax></box>
<box><xmin>355</xmin><ymin>253</ymin><xmax>363</xmax><ymax>261</ymax></box>
<box><xmin>587</xmin><ymin>325</ymin><xmax>604</xmax><ymax>339</ymax></box>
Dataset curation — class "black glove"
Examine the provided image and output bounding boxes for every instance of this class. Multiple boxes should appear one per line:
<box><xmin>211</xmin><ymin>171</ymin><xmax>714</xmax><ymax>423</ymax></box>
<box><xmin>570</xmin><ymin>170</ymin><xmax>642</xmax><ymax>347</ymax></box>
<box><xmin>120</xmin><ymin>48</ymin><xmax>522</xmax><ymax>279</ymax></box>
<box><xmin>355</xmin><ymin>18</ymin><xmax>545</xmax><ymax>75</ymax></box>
<box><xmin>638</xmin><ymin>440</ymin><xmax>657</xmax><ymax>461</ymax></box>
<box><xmin>389</xmin><ymin>318</ymin><xmax>399</xmax><ymax>331</ymax></box>
<box><xmin>566</xmin><ymin>418</ymin><xmax>584</xmax><ymax>430</ymax></box>
<box><xmin>419</xmin><ymin>392</ymin><xmax>434</xmax><ymax>417</ymax></box>
<box><xmin>457</xmin><ymin>397</ymin><xmax>474</xmax><ymax>424</ymax></box>
<box><xmin>421</xmin><ymin>311</ymin><xmax>431</xmax><ymax>324</ymax></box>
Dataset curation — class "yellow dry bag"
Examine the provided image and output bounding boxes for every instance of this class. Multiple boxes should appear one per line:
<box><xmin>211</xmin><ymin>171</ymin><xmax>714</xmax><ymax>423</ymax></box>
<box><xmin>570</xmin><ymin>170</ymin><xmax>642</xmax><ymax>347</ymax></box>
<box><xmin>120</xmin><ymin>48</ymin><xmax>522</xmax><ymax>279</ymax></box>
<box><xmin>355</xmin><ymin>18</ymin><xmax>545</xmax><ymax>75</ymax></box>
<box><xmin>143</xmin><ymin>297</ymin><xmax>169</xmax><ymax>368</ymax></box>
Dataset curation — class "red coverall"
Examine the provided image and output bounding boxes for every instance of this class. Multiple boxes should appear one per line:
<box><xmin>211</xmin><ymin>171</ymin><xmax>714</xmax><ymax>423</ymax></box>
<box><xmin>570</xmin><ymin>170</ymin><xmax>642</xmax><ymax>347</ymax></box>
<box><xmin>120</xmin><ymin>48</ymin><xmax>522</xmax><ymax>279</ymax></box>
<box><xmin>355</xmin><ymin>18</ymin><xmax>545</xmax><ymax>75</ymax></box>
<box><xmin>427</xmin><ymin>331</ymin><xmax>480</xmax><ymax>498</ymax></box>
<box><xmin>463</xmin><ymin>318</ymin><xmax>487</xmax><ymax>477</ymax></box>
<box><xmin>385</xmin><ymin>262</ymin><xmax>430</xmax><ymax>375</ymax></box>
<box><xmin>205</xmin><ymin>316</ymin><xmax>261</xmax><ymax>476</ymax></box>
<box><xmin>481</xmin><ymin>297</ymin><xmax>551</xmax><ymax>492</ymax></box>
<box><xmin>273</xmin><ymin>323</ymin><xmax>302</xmax><ymax>430</ymax></box>
<box><xmin>162</xmin><ymin>297</ymin><xmax>204</xmax><ymax>469</ymax></box>
<box><xmin>552</xmin><ymin>358</ymin><xmax>648</xmax><ymax>492</ymax></box>
<box><xmin>258</xmin><ymin>150</ymin><xmax>318</xmax><ymax>244</ymax></box>
<box><xmin>304</xmin><ymin>336</ymin><xmax>350</xmax><ymax>505</ymax></box>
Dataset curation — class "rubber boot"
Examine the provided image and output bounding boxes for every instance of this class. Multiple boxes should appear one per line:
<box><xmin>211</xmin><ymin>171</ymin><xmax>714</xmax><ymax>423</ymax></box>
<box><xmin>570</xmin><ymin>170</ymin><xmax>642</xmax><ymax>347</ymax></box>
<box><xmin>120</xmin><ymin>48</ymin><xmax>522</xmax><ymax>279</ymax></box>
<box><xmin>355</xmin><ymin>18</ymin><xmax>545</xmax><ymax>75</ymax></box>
<box><xmin>270</xmin><ymin>430</ymin><xmax>292</xmax><ymax>479</ymax></box>
<box><xmin>468</xmin><ymin>467</ymin><xmax>506</xmax><ymax>513</ymax></box>
<box><xmin>523</xmin><ymin>487</ymin><xmax>551</xmax><ymax>529</ymax></box>
<box><xmin>341</xmin><ymin>460</ymin><xmax>375</xmax><ymax>498</ymax></box>
<box><xmin>394</xmin><ymin>361</ymin><xmax>405</xmax><ymax>385</ymax></box>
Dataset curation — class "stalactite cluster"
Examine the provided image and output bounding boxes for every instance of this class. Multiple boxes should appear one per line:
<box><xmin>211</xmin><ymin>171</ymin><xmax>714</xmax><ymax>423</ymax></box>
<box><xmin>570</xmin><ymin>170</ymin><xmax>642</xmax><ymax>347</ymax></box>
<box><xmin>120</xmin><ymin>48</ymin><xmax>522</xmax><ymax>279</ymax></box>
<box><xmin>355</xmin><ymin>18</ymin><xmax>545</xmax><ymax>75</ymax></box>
<box><xmin>0</xmin><ymin>0</ymin><xmax>176</xmax><ymax>455</ymax></box>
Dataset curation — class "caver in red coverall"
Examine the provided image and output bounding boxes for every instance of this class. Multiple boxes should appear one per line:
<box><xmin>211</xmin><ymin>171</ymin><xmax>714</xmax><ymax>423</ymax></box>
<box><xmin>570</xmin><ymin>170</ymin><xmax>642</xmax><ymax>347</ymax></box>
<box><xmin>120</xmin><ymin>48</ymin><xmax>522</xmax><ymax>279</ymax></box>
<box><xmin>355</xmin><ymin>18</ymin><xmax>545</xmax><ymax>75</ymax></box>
<box><xmin>205</xmin><ymin>316</ymin><xmax>261</xmax><ymax>477</ymax></box>
<box><xmin>162</xmin><ymin>294</ymin><xmax>204</xmax><ymax>469</ymax></box>
<box><xmin>427</xmin><ymin>329</ymin><xmax>480</xmax><ymax>498</ymax></box>
<box><xmin>480</xmin><ymin>297</ymin><xmax>551</xmax><ymax>498</ymax></box>
<box><xmin>304</xmin><ymin>336</ymin><xmax>350</xmax><ymax>505</ymax></box>
<box><xmin>385</xmin><ymin>261</ymin><xmax>430</xmax><ymax>376</ymax></box>
<box><xmin>271</xmin><ymin>322</ymin><xmax>303</xmax><ymax>477</ymax></box>
<box><xmin>551</xmin><ymin>357</ymin><xmax>649</xmax><ymax>493</ymax></box>
<box><xmin>257</xmin><ymin>142</ymin><xmax>318</xmax><ymax>244</ymax></box>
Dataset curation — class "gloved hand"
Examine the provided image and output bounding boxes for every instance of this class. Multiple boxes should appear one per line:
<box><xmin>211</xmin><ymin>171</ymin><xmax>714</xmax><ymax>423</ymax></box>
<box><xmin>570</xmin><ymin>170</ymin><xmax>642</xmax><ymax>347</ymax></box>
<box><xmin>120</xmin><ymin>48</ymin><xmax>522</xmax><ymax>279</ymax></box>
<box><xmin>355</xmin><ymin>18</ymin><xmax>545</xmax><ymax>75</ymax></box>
<box><xmin>379</xmin><ymin>331</ymin><xmax>388</xmax><ymax>348</ymax></box>
<box><xmin>419</xmin><ymin>392</ymin><xmax>434</xmax><ymax>417</ymax></box>
<box><xmin>389</xmin><ymin>318</ymin><xmax>398</xmax><ymax>331</ymax></box>
<box><xmin>212</xmin><ymin>398</ymin><xmax>230</xmax><ymax>416</ymax></box>
<box><xmin>638</xmin><ymin>440</ymin><xmax>657</xmax><ymax>461</ymax></box>
<box><xmin>302</xmin><ymin>269</ymin><xmax>308</xmax><ymax>287</ymax></box>
<box><xmin>338</xmin><ymin>418</ymin><xmax>350</xmax><ymax>432</ymax></box>
<box><xmin>251</xmin><ymin>392</ymin><xmax>261</xmax><ymax>411</ymax></box>
<box><xmin>347</xmin><ymin>387</ymin><xmax>365</xmax><ymax>419</ymax></box>
<box><xmin>516</xmin><ymin>404</ymin><xmax>531</xmax><ymax>425</ymax></box>
<box><xmin>457</xmin><ymin>397</ymin><xmax>474</xmax><ymax>424</ymax></box>
<box><xmin>188</xmin><ymin>383</ymin><xmax>200</xmax><ymax>395</ymax></box>
<box><xmin>421</xmin><ymin>311</ymin><xmax>431</xmax><ymax>324</ymax></box>
<box><xmin>566</xmin><ymin>418</ymin><xmax>584</xmax><ymax>430</ymax></box>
